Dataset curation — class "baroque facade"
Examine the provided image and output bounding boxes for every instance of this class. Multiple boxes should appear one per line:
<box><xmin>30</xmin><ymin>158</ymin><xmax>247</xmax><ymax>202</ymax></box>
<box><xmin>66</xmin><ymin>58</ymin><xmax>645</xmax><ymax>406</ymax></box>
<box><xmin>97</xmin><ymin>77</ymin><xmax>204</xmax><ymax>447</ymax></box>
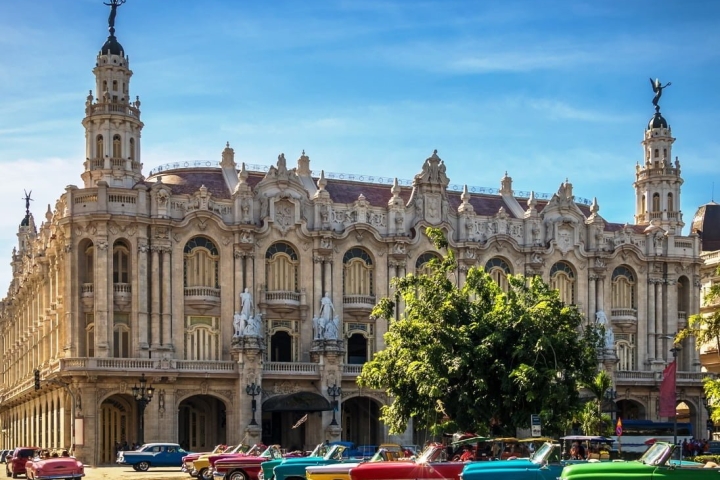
<box><xmin>0</xmin><ymin>5</ymin><xmax>709</xmax><ymax>465</ymax></box>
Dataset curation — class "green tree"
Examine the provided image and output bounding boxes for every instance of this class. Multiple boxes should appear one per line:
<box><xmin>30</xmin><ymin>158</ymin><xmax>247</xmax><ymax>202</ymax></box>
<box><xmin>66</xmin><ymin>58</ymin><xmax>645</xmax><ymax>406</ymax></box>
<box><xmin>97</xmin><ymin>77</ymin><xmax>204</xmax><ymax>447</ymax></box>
<box><xmin>358</xmin><ymin>228</ymin><xmax>602</xmax><ymax>436</ymax></box>
<box><xmin>579</xmin><ymin>370</ymin><xmax>614</xmax><ymax>436</ymax></box>
<box><xmin>678</xmin><ymin>265</ymin><xmax>720</xmax><ymax>423</ymax></box>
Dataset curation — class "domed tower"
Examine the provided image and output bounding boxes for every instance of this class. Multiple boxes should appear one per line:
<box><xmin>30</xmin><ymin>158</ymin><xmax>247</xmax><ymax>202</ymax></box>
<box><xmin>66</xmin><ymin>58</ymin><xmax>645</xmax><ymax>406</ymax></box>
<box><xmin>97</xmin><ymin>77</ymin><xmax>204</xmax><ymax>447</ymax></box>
<box><xmin>634</xmin><ymin>79</ymin><xmax>684</xmax><ymax>233</ymax></box>
<box><xmin>81</xmin><ymin>0</ymin><xmax>144</xmax><ymax>189</ymax></box>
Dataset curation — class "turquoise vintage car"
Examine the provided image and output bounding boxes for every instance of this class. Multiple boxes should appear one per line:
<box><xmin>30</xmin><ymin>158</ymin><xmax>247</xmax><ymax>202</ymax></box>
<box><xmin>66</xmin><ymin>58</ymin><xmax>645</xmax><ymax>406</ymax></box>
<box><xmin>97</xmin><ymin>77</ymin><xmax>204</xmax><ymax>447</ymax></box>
<box><xmin>272</xmin><ymin>444</ymin><xmax>348</xmax><ymax>480</ymax></box>
<box><xmin>460</xmin><ymin>442</ymin><xmax>581</xmax><ymax>480</ymax></box>
<box><xmin>559</xmin><ymin>441</ymin><xmax>707</xmax><ymax>479</ymax></box>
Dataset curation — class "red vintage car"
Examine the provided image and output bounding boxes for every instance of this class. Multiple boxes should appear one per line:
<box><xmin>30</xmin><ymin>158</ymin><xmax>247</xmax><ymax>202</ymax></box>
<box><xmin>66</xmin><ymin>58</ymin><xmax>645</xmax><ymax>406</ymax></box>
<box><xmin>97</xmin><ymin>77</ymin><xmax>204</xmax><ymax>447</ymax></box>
<box><xmin>5</xmin><ymin>447</ymin><xmax>39</xmax><ymax>478</ymax></box>
<box><xmin>211</xmin><ymin>445</ymin><xmax>283</xmax><ymax>480</ymax></box>
<box><xmin>349</xmin><ymin>444</ymin><xmax>466</xmax><ymax>480</ymax></box>
<box><xmin>25</xmin><ymin>455</ymin><xmax>85</xmax><ymax>480</ymax></box>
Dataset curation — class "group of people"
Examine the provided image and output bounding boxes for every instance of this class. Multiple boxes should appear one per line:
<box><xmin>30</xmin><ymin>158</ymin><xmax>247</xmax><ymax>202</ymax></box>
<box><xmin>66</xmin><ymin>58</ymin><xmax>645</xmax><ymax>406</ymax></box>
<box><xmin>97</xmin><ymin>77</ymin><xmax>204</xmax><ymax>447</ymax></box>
<box><xmin>114</xmin><ymin>441</ymin><xmax>140</xmax><ymax>453</ymax></box>
<box><xmin>34</xmin><ymin>448</ymin><xmax>72</xmax><ymax>459</ymax></box>
<box><xmin>683</xmin><ymin>438</ymin><xmax>711</xmax><ymax>457</ymax></box>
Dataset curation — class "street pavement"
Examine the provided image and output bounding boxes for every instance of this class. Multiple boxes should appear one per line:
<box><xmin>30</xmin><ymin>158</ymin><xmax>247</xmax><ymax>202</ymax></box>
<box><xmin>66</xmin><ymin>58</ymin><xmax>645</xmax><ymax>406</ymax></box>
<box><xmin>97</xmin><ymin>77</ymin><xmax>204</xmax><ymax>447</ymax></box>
<box><xmin>83</xmin><ymin>465</ymin><xmax>190</xmax><ymax>479</ymax></box>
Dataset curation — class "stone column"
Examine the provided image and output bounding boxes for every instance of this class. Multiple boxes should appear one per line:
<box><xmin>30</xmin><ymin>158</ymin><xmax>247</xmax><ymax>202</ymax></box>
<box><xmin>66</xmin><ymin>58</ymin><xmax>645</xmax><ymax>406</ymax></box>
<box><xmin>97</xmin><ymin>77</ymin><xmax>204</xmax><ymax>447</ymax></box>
<box><xmin>597</xmin><ymin>275</ymin><xmax>605</xmax><ymax>312</ymax></box>
<box><xmin>656</xmin><ymin>281</ymin><xmax>664</xmax><ymax>361</ymax></box>
<box><xmin>234</xmin><ymin>249</ymin><xmax>243</xmax><ymax>312</ymax></box>
<box><xmin>137</xmin><ymin>240</ymin><xmax>149</xmax><ymax>352</ymax></box>
<box><xmin>95</xmin><ymin>238</ymin><xmax>110</xmax><ymax>356</ymax></box>
<box><xmin>162</xmin><ymin>248</ymin><xmax>172</xmax><ymax>348</ymax></box>
<box><xmin>588</xmin><ymin>276</ymin><xmax>596</xmax><ymax>322</ymax></box>
<box><xmin>324</xmin><ymin>260</ymin><xmax>332</xmax><ymax>296</ymax></box>
<box><xmin>646</xmin><ymin>279</ymin><xmax>656</xmax><ymax>361</ymax></box>
<box><xmin>150</xmin><ymin>247</ymin><xmax>161</xmax><ymax>350</ymax></box>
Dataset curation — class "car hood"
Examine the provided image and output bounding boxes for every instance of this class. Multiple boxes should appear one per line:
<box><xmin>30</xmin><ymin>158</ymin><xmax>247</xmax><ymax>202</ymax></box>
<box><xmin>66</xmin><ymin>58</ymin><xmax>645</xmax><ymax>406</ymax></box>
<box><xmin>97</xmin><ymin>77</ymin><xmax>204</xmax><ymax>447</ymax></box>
<box><xmin>462</xmin><ymin>459</ymin><xmax>536</xmax><ymax>473</ymax></box>
<box><xmin>306</xmin><ymin>462</ymin><xmax>362</xmax><ymax>473</ymax></box>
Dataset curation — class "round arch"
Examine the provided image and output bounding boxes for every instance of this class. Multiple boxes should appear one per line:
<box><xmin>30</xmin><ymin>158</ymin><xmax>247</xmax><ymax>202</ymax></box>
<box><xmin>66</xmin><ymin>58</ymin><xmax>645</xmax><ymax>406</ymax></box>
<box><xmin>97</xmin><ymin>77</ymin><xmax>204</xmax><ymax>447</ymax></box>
<box><xmin>178</xmin><ymin>394</ymin><xmax>229</xmax><ymax>452</ymax></box>
<box><xmin>341</xmin><ymin>396</ymin><xmax>383</xmax><ymax>447</ymax></box>
<box><xmin>98</xmin><ymin>393</ymin><xmax>135</xmax><ymax>464</ymax></box>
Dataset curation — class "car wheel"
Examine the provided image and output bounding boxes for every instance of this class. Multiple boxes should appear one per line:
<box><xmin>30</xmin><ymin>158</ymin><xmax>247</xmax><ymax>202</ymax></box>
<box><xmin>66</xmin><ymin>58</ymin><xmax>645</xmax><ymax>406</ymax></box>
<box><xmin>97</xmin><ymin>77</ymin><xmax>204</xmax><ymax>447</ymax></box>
<box><xmin>199</xmin><ymin>468</ymin><xmax>212</xmax><ymax>480</ymax></box>
<box><xmin>228</xmin><ymin>470</ymin><xmax>247</xmax><ymax>480</ymax></box>
<box><xmin>136</xmin><ymin>461</ymin><xmax>150</xmax><ymax>472</ymax></box>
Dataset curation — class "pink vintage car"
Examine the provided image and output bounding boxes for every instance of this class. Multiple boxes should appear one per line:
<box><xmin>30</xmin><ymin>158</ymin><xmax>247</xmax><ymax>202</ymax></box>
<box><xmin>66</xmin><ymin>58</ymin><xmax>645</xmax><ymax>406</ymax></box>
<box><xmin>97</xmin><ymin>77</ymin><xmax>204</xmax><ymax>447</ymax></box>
<box><xmin>25</xmin><ymin>455</ymin><xmax>85</xmax><ymax>480</ymax></box>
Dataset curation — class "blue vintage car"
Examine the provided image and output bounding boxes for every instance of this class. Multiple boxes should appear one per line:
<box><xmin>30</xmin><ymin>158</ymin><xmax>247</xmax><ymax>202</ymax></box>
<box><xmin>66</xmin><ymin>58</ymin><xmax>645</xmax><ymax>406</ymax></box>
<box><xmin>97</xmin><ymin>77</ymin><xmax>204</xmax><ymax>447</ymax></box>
<box><xmin>116</xmin><ymin>442</ymin><xmax>191</xmax><ymax>471</ymax></box>
<box><xmin>460</xmin><ymin>442</ymin><xmax>580</xmax><ymax>480</ymax></box>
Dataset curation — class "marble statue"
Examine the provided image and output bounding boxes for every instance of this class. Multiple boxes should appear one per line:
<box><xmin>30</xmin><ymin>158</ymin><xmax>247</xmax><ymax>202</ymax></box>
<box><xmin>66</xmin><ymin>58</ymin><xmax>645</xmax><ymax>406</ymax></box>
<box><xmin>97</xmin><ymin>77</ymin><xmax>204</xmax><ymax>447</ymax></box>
<box><xmin>244</xmin><ymin>313</ymin><xmax>263</xmax><ymax>337</ymax></box>
<box><xmin>324</xmin><ymin>315</ymin><xmax>340</xmax><ymax>340</ymax></box>
<box><xmin>595</xmin><ymin>310</ymin><xmax>614</xmax><ymax>349</ymax></box>
<box><xmin>313</xmin><ymin>315</ymin><xmax>323</xmax><ymax>340</ymax></box>
<box><xmin>233</xmin><ymin>312</ymin><xmax>246</xmax><ymax>337</ymax></box>
<box><xmin>240</xmin><ymin>287</ymin><xmax>253</xmax><ymax>319</ymax></box>
<box><xmin>319</xmin><ymin>292</ymin><xmax>334</xmax><ymax>322</ymax></box>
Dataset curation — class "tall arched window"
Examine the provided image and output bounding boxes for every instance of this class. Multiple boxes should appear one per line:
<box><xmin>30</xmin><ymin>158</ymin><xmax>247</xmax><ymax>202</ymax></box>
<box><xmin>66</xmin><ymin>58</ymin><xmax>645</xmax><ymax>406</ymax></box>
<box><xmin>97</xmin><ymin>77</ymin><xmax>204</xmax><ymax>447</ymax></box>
<box><xmin>612</xmin><ymin>266</ymin><xmax>636</xmax><ymax>311</ymax></box>
<box><xmin>184</xmin><ymin>237</ymin><xmax>219</xmax><ymax>288</ymax></box>
<box><xmin>270</xmin><ymin>331</ymin><xmax>293</xmax><ymax>362</ymax></box>
<box><xmin>113</xmin><ymin>313</ymin><xmax>130</xmax><ymax>358</ymax></box>
<box><xmin>617</xmin><ymin>339</ymin><xmax>635</xmax><ymax>371</ymax></box>
<box><xmin>96</xmin><ymin>135</ymin><xmax>104</xmax><ymax>158</ymax></box>
<box><xmin>641</xmin><ymin>195</ymin><xmax>646</xmax><ymax>214</ymax></box>
<box><xmin>347</xmin><ymin>333</ymin><xmax>368</xmax><ymax>364</ymax></box>
<box><xmin>80</xmin><ymin>242</ymin><xmax>94</xmax><ymax>284</ymax></box>
<box><xmin>185</xmin><ymin>316</ymin><xmax>219</xmax><ymax>361</ymax></box>
<box><xmin>652</xmin><ymin>193</ymin><xmax>660</xmax><ymax>212</ymax></box>
<box><xmin>667</xmin><ymin>193</ymin><xmax>674</xmax><ymax>212</ymax></box>
<box><xmin>113</xmin><ymin>241</ymin><xmax>130</xmax><ymax>284</ymax></box>
<box><xmin>415</xmin><ymin>252</ymin><xmax>441</xmax><ymax>276</ymax></box>
<box><xmin>485</xmin><ymin>257</ymin><xmax>511</xmax><ymax>291</ymax></box>
<box><xmin>129</xmin><ymin>138</ymin><xmax>135</xmax><ymax>161</ymax></box>
<box><xmin>265</xmin><ymin>242</ymin><xmax>298</xmax><ymax>292</ymax></box>
<box><xmin>550</xmin><ymin>261</ymin><xmax>575</xmax><ymax>305</ymax></box>
<box><xmin>112</xmin><ymin>134</ymin><xmax>122</xmax><ymax>158</ymax></box>
<box><xmin>343</xmin><ymin>248</ymin><xmax>374</xmax><ymax>297</ymax></box>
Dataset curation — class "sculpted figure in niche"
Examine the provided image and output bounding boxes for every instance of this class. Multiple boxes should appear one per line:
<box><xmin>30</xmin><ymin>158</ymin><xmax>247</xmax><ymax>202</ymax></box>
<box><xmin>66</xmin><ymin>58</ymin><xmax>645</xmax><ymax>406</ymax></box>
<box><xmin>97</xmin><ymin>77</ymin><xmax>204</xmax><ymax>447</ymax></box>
<box><xmin>313</xmin><ymin>315</ymin><xmax>324</xmax><ymax>340</ymax></box>
<box><xmin>233</xmin><ymin>312</ymin><xmax>246</xmax><ymax>337</ymax></box>
<box><xmin>324</xmin><ymin>316</ymin><xmax>340</xmax><ymax>340</ymax></box>
<box><xmin>319</xmin><ymin>292</ymin><xmax>335</xmax><ymax>322</ymax></box>
<box><xmin>595</xmin><ymin>310</ymin><xmax>614</xmax><ymax>350</ymax></box>
<box><xmin>240</xmin><ymin>287</ymin><xmax>253</xmax><ymax>319</ymax></box>
<box><xmin>244</xmin><ymin>313</ymin><xmax>263</xmax><ymax>337</ymax></box>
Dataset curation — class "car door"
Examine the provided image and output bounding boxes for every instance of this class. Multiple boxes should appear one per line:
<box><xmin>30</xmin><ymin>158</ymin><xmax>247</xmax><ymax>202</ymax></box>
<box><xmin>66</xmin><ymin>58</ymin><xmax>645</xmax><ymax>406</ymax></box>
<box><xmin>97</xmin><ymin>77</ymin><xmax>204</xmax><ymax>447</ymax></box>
<box><xmin>652</xmin><ymin>464</ymin><xmax>720</xmax><ymax>479</ymax></box>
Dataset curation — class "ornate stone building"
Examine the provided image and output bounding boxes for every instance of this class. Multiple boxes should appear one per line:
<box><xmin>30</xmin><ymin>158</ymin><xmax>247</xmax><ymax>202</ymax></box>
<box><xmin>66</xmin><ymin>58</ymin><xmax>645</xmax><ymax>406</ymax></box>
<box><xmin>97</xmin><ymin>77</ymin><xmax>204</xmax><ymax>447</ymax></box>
<box><xmin>0</xmin><ymin>5</ymin><xmax>709</xmax><ymax>465</ymax></box>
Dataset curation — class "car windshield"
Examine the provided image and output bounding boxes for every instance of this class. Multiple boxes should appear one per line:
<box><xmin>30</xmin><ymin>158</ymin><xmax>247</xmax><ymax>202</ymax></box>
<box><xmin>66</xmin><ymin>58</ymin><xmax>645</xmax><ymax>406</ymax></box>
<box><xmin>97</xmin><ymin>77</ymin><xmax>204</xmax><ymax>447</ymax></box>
<box><xmin>324</xmin><ymin>445</ymin><xmax>346</xmax><ymax>460</ymax></box>
<box><xmin>531</xmin><ymin>443</ymin><xmax>559</xmax><ymax>465</ymax></box>
<box><xmin>639</xmin><ymin>442</ymin><xmax>670</xmax><ymax>466</ymax></box>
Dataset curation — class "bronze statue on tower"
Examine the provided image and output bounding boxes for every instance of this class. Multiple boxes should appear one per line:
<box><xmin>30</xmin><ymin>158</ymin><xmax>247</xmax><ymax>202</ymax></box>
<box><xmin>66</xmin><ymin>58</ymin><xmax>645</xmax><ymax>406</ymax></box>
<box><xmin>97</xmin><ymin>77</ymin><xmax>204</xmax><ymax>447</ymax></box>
<box><xmin>103</xmin><ymin>0</ymin><xmax>126</xmax><ymax>33</ymax></box>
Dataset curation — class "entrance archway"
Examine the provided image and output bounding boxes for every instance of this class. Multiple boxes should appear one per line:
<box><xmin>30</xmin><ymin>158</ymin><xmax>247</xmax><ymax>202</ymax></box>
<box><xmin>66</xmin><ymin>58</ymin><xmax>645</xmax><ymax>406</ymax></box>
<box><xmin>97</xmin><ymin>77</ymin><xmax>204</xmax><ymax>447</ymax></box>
<box><xmin>342</xmin><ymin>396</ymin><xmax>381</xmax><ymax>447</ymax></box>
<box><xmin>617</xmin><ymin>399</ymin><xmax>646</xmax><ymax>420</ymax></box>
<box><xmin>99</xmin><ymin>394</ymin><xmax>134</xmax><ymax>464</ymax></box>
<box><xmin>178</xmin><ymin>395</ymin><xmax>227</xmax><ymax>451</ymax></box>
<box><xmin>262</xmin><ymin>392</ymin><xmax>332</xmax><ymax>450</ymax></box>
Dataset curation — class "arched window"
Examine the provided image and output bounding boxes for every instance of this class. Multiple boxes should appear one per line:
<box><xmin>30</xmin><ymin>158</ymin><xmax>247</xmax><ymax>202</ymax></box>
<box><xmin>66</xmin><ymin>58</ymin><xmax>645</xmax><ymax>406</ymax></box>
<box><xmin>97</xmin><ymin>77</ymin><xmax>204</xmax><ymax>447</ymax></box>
<box><xmin>617</xmin><ymin>339</ymin><xmax>635</xmax><ymax>371</ymax></box>
<box><xmin>667</xmin><ymin>193</ymin><xmax>674</xmax><ymax>212</ymax></box>
<box><xmin>113</xmin><ymin>313</ymin><xmax>130</xmax><ymax>358</ymax></box>
<box><xmin>113</xmin><ymin>242</ymin><xmax>130</xmax><ymax>284</ymax></box>
<box><xmin>270</xmin><ymin>331</ymin><xmax>292</xmax><ymax>362</ymax></box>
<box><xmin>80</xmin><ymin>242</ymin><xmax>94</xmax><ymax>284</ymax></box>
<box><xmin>96</xmin><ymin>135</ymin><xmax>104</xmax><ymax>158</ymax></box>
<box><xmin>641</xmin><ymin>195</ymin><xmax>646</xmax><ymax>214</ymax></box>
<box><xmin>654</xmin><ymin>148</ymin><xmax>659</xmax><ymax>158</ymax></box>
<box><xmin>112</xmin><ymin>80</ymin><xmax>118</xmax><ymax>91</ymax></box>
<box><xmin>612</xmin><ymin>266</ymin><xmax>636</xmax><ymax>310</ymax></box>
<box><xmin>112</xmin><ymin>134</ymin><xmax>121</xmax><ymax>158</ymax></box>
<box><xmin>550</xmin><ymin>261</ymin><xmax>575</xmax><ymax>305</ymax></box>
<box><xmin>652</xmin><ymin>193</ymin><xmax>660</xmax><ymax>212</ymax></box>
<box><xmin>102</xmin><ymin>80</ymin><xmax>108</xmax><ymax>93</ymax></box>
<box><xmin>663</xmin><ymin>148</ymin><xmax>667</xmax><ymax>159</ymax></box>
<box><xmin>184</xmin><ymin>237</ymin><xmax>219</xmax><ymax>288</ymax></box>
<box><xmin>415</xmin><ymin>252</ymin><xmax>441</xmax><ymax>276</ymax></box>
<box><xmin>347</xmin><ymin>333</ymin><xmax>368</xmax><ymax>364</ymax></box>
<box><xmin>485</xmin><ymin>257</ymin><xmax>511</xmax><ymax>291</ymax></box>
<box><xmin>129</xmin><ymin>138</ymin><xmax>135</xmax><ymax>161</ymax></box>
<box><xmin>343</xmin><ymin>248</ymin><xmax>374</xmax><ymax>296</ymax></box>
<box><xmin>265</xmin><ymin>242</ymin><xmax>299</xmax><ymax>292</ymax></box>
<box><xmin>184</xmin><ymin>316</ymin><xmax>219</xmax><ymax>361</ymax></box>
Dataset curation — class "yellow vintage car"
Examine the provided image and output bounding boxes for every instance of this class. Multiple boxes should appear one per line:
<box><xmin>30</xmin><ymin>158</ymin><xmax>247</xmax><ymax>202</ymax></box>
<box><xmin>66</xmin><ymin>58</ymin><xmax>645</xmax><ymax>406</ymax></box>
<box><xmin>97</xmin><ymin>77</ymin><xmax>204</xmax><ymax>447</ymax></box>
<box><xmin>182</xmin><ymin>444</ymin><xmax>230</xmax><ymax>476</ymax></box>
<box><xmin>305</xmin><ymin>444</ymin><xmax>408</xmax><ymax>480</ymax></box>
<box><xmin>192</xmin><ymin>444</ymin><xmax>249</xmax><ymax>480</ymax></box>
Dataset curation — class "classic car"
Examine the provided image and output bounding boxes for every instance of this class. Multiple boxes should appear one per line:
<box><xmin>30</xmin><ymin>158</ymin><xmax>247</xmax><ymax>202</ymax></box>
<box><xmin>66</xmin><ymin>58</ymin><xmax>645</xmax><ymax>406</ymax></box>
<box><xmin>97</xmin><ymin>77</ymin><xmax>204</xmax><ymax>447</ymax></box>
<box><xmin>210</xmin><ymin>445</ymin><xmax>283</xmax><ymax>480</ymax></box>
<box><xmin>559</xmin><ymin>441</ymin><xmax>706</xmax><ymax>479</ymax></box>
<box><xmin>460</xmin><ymin>441</ymin><xmax>585</xmax><ymax>480</ymax></box>
<box><xmin>183</xmin><ymin>444</ymin><xmax>233</xmax><ymax>475</ymax></box>
<box><xmin>349</xmin><ymin>443</ymin><xmax>466</xmax><ymax>480</ymax></box>
<box><xmin>5</xmin><ymin>447</ymin><xmax>39</xmax><ymax>478</ymax></box>
<box><xmin>25</xmin><ymin>455</ymin><xmax>85</xmax><ymax>480</ymax></box>
<box><xmin>306</xmin><ymin>445</ymin><xmax>409</xmax><ymax>480</ymax></box>
<box><xmin>116</xmin><ymin>442</ymin><xmax>191</xmax><ymax>471</ymax></box>
<box><xmin>258</xmin><ymin>443</ymin><xmax>331</xmax><ymax>480</ymax></box>
<box><xmin>271</xmin><ymin>444</ymin><xmax>350</xmax><ymax>480</ymax></box>
<box><xmin>191</xmin><ymin>444</ymin><xmax>249</xmax><ymax>479</ymax></box>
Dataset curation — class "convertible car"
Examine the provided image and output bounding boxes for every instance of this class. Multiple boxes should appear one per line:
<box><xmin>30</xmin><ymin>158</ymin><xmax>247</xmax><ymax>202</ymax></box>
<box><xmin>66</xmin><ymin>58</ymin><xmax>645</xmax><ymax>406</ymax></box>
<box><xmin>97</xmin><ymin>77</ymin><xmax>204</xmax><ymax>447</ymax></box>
<box><xmin>460</xmin><ymin>442</ymin><xmax>583</xmax><ymax>480</ymax></box>
<box><xmin>559</xmin><ymin>441</ymin><xmax>706</xmax><ymax>479</ymax></box>
<box><xmin>350</xmin><ymin>443</ymin><xmax>466</xmax><ymax>480</ymax></box>
<box><xmin>25</xmin><ymin>455</ymin><xmax>85</xmax><ymax>480</ymax></box>
<box><xmin>306</xmin><ymin>445</ymin><xmax>409</xmax><ymax>480</ymax></box>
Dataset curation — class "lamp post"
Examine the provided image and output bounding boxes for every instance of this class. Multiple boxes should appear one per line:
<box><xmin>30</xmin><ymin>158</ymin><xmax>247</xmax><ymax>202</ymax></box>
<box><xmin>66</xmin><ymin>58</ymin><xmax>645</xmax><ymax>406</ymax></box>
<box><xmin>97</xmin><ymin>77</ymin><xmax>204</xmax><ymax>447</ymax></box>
<box><xmin>669</xmin><ymin>343</ymin><xmax>681</xmax><ymax>458</ymax></box>
<box><xmin>702</xmin><ymin>396</ymin><xmax>714</xmax><ymax>438</ymax></box>
<box><xmin>327</xmin><ymin>383</ymin><xmax>342</xmax><ymax>426</ymax></box>
<box><xmin>246</xmin><ymin>383</ymin><xmax>261</xmax><ymax>426</ymax></box>
<box><xmin>132</xmin><ymin>374</ymin><xmax>154</xmax><ymax>446</ymax></box>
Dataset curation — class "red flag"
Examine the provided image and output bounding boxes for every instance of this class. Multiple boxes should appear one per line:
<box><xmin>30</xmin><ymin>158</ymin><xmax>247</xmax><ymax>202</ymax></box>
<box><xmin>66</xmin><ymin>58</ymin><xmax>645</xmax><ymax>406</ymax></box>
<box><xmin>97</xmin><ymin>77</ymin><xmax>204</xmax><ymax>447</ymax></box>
<box><xmin>659</xmin><ymin>360</ymin><xmax>677</xmax><ymax>417</ymax></box>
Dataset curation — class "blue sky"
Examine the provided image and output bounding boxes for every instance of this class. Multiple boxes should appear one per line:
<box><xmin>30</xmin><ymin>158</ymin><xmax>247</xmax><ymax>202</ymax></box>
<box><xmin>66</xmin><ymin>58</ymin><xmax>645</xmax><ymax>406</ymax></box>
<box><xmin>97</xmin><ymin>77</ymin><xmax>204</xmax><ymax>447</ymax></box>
<box><xmin>0</xmin><ymin>0</ymin><xmax>718</xmax><ymax>293</ymax></box>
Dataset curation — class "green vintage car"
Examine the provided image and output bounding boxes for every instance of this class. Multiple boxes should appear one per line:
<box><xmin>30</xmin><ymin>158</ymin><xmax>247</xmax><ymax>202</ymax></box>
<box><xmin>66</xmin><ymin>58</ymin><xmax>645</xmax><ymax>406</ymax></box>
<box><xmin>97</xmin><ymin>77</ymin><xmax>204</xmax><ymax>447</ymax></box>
<box><xmin>559</xmin><ymin>441</ymin><xmax>707</xmax><ymax>479</ymax></box>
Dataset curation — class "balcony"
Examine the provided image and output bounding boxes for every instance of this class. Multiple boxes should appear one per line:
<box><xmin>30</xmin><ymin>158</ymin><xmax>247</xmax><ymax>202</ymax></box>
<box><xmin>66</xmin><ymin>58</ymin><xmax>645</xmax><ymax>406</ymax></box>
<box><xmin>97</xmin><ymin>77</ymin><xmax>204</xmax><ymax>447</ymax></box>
<box><xmin>263</xmin><ymin>362</ymin><xmax>319</xmax><ymax>378</ymax></box>
<box><xmin>184</xmin><ymin>286</ymin><xmax>220</xmax><ymax>312</ymax></box>
<box><xmin>80</xmin><ymin>283</ymin><xmax>94</xmax><ymax>313</ymax></box>
<box><xmin>263</xmin><ymin>290</ymin><xmax>301</xmax><ymax>313</ymax></box>
<box><xmin>611</xmin><ymin>308</ymin><xmax>637</xmax><ymax>329</ymax></box>
<box><xmin>113</xmin><ymin>282</ymin><xmax>132</xmax><ymax>309</ymax></box>
<box><xmin>615</xmin><ymin>370</ymin><xmax>709</xmax><ymax>387</ymax></box>
<box><xmin>58</xmin><ymin>357</ymin><xmax>236</xmax><ymax>375</ymax></box>
<box><xmin>343</xmin><ymin>294</ymin><xmax>376</xmax><ymax>315</ymax></box>
<box><xmin>342</xmin><ymin>364</ymin><xmax>364</xmax><ymax>376</ymax></box>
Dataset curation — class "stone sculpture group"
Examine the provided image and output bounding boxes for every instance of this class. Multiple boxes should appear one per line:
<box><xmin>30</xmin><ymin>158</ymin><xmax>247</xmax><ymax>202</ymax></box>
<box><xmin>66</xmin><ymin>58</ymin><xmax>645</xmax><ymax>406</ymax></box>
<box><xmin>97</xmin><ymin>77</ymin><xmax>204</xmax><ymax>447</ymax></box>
<box><xmin>313</xmin><ymin>292</ymin><xmax>340</xmax><ymax>340</ymax></box>
<box><xmin>233</xmin><ymin>288</ymin><xmax>263</xmax><ymax>338</ymax></box>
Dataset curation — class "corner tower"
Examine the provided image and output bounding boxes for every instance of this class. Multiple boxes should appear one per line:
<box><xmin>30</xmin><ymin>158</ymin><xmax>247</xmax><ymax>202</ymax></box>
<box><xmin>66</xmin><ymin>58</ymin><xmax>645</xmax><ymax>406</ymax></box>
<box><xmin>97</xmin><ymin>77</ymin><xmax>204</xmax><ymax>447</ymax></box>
<box><xmin>81</xmin><ymin>0</ymin><xmax>144</xmax><ymax>189</ymax></box>
<box><xmin>634</xmin><ymin>79</ymin><xmax>684</xmax><ymax>234</ymax></box>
